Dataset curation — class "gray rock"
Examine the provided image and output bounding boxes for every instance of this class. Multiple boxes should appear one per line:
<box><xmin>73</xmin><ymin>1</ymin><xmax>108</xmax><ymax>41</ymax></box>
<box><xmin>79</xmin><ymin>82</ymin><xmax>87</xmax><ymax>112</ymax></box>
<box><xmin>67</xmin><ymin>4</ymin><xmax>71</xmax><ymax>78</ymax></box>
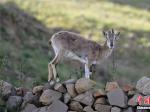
<box><xmin>128</xmin><ymin>90</ymin><xmax>136</xmax><ymax>96</ymax></box>
<box><xmin>33</xmin><ymin>100</ymin><xmax>68</xmax><ymax>112</ymax></box>
<box><xmin>142</xmin><ymin>81</ymin><xmax>150</xmax><ymax>95</ymax></box>
<box><xmin>123</xmin><ymin>107</ymin><xmax>133</xmax><ymax>112</ymax></box>
<box><xmin>21</xmin><ymin>103</ymin><xmax>37</xmax><ymax>112</ymax></box>
<box><xmin>39</xmin><ymin>89</ymin><xmax>62</xmax><ymax>105</ymax></box>
<box><xmin>111</xmin><ymin>107</ymin><xmax>121</xmax><ymax>112</ymax></box>
<box><xmin>105</xmin><ymin>82</ymin><xmax>119</xmax><ymax>92</ymax></box>
<box><xmin>69</xmin><ymin>101</ymin><xmax>83</xmax><ymax>112</ymax></box>
<box><xmin>23</xmin><ymin>92</ymin><xmax>35</xmax><ymax>103</ymax></box>
<box><xmin>0</xmin><ymin>98</ymin><xmax>5</xmax><ymax>106</ymax></box>
<box><xmin>122</xmin><ymin>84</ymin><xmax>134</xmax><ymax>92</ymax></box>
<box><xmin>94</xmin><ymin>97</ymin><xmax>107</xmax><ymax>105</ymax></box>
<box><xmin>6</xmin><ymin>96</ymin><xmax>22</xmax><ymax>111</ymax></box>
<box><xmin>33</xmin><ymin>85</ymin><xmax>44</xmax><ymax>94</ymax></box>
<box><xmin>93</xmin><ymin>89</ymin><xmax>106</xmax><ymax>98</ymax></box>
<box><xmin>63</xmin><ymin>93</ymin><xmax>71</xmax><ymax>104</ymax></box>
<box><xmin>43</xmin><ymin>83</ymin><xmax>52</xmax><ymax>90</ymax></box>
<box><xmin>22</xmin><ymin>92</ymin><xmax>38</xmax><ymax>108</ymax></box>
<box><xmin>66</xmin><ymin>84</ymin><xmax>77</xmax><ymax>97</ymax></box>
<box><xmin>94</xmin><ymin>104</ymin><xmax>111</xmax><ymax>112</ymax></box>
<box><xmin>33</xmin><ymin>106</ymin><xmax>48</xmax><ymax>112</ymax></box>
<box><xmin>0</xmin><ymin>80</ymin><xmax>16</xmax><ymax>99</ymax></box>
<box><xmin>136</xmin><ymin>76</ymin><xmax>150</xmax><ymax>94</ymax></box>
<box><xmin>74</xmin><ymin>91</ymin><xmax>94</xmax><ymax>106</ymax></box>
<box><xmin>83</xmin><ymin>106</ymin><xmax>98</xmax><ymax>112</ymax></box>
<box><xmin>68</xmin><ymin>110</ymin><xmax>77</xmax><ymax>112</ymax></box>
<box><xmin>107</xmin><ymin>88</ymin><xmax>127</xmax><ymax>108</ymax></box>
<box><xmin>75</xmin><ymin>78</ymin><xmax>96</xmax><ymax>94</ymax></box>
<box><xmin>54</xmin><ymin>83</ymin><xmax>66</xmax><ymax>93</ymax></box>
<box><xmin>63</xmin><ymin>79</ymin><xmax>77</xmax><ymax>84</ymax></box>
<box><xmin>47</xmin><ymin>100</ymin><xmax>68</xmax><ymax>112</ymax></box>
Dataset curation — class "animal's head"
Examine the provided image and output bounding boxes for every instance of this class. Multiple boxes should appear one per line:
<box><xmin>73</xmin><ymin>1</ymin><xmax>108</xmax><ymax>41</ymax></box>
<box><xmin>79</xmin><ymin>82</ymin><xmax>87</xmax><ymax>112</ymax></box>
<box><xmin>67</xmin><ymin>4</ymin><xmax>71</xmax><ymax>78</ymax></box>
<box><xmin>103</xmin><ymin>29</ymin><xmax>120</xmax><ymax>49</ymax></box>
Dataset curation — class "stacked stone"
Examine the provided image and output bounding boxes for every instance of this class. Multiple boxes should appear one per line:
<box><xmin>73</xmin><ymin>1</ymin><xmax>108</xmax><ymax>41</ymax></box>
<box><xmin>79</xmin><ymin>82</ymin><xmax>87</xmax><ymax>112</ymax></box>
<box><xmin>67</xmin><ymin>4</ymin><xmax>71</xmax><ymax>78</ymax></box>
<box><xmin>0</xmin><ymin>77</ymin><xmax>150</xmax><ymax>112</ymax></box>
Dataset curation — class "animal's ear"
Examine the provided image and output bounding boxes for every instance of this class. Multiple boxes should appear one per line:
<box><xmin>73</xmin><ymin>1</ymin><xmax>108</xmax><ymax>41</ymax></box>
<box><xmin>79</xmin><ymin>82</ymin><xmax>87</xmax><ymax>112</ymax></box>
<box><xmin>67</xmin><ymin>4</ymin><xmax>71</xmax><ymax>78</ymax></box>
<box><xmin>112</xmin><ymin>29</ymin><xmax>114</xmax><ymax>33</ymax></box>
<box><xmin>103</xmin><ymin>31</ymin><xmax>106</xmax><ymax>36</ymax></box>
<box><xmin>115</xmin><ymin>32</ymin><xmax>120</xmax><ymax>40</ymax></box>
<box><xmin>116</xmin><ymin>32</ymin><xmax>120</xmax><ymax>36</ymax></box>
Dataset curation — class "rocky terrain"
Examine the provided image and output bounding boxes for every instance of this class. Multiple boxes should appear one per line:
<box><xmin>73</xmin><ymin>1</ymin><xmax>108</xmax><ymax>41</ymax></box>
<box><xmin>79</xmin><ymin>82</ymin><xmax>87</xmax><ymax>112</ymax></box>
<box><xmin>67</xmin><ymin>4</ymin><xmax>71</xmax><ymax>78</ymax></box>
<box><xmin>0</xmin><ymin>76</ymin><xmax>150</xmax><ymax>112</ymax></box>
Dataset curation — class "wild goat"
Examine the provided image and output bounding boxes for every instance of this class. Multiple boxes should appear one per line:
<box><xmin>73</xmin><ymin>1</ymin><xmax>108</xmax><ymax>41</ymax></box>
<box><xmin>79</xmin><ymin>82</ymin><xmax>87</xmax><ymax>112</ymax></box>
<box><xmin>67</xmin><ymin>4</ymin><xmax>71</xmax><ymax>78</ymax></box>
<box><xmin>48</xmin><ymin>29</ymin><xmax>120</xmax><ymax>81</ymax></box>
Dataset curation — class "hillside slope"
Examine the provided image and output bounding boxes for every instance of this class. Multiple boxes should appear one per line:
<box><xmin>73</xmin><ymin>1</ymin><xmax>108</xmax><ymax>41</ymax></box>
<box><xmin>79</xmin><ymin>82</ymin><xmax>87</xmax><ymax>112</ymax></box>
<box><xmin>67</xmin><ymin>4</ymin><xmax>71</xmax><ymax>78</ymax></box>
<box><xmin>0</xmin><ymin>0</ymin><xmax>150</xmax><ymax>87</ymax></box>
<box><xmin>0</xmin><ymin>2</ymin><xmax>53</xmax><ymax>87</ymax></box>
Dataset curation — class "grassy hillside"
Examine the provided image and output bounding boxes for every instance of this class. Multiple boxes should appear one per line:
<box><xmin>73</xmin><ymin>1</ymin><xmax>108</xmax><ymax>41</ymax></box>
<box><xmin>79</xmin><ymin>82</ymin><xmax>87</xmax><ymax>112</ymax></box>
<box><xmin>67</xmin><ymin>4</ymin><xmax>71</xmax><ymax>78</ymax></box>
<box><xmin>0</xmin><ymin>0</ymin><xmax>150</xmax><ymax>87</ymax></box>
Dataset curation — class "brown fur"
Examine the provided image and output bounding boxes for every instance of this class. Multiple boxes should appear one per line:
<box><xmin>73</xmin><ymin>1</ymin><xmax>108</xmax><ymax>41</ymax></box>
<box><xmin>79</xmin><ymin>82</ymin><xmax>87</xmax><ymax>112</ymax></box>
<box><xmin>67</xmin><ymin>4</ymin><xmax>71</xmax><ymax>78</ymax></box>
<box><xmin>48</xmin><ymin>31</ymin><xmax>114</xmax><ymax>81</ymax></box>
<box><xmin>50</xmin><ymin>31</ymin><xmax>112</xmax><ymax>65</ymax></box>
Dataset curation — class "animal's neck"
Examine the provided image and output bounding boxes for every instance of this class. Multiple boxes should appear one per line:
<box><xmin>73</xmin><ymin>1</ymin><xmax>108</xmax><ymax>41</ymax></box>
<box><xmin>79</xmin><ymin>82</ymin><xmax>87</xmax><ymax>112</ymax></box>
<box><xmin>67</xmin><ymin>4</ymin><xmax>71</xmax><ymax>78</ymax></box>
<box><xmin>101</xmin><ymin>40</ymin><xmax>113</xmax><ymax>58</ymax></box>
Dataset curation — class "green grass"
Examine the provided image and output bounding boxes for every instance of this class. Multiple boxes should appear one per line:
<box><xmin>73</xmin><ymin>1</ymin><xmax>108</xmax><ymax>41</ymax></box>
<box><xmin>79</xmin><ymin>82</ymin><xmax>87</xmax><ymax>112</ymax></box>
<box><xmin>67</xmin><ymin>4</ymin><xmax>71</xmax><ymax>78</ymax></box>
<box><xmin>0</xmin><ymin>0</ymin><xmax>150</xmax><ymax>87</ymax></box>
<box><xmin>13</xmin><ymin>0</ymin><xmax>150</xmax><ymax>32</ymax></box>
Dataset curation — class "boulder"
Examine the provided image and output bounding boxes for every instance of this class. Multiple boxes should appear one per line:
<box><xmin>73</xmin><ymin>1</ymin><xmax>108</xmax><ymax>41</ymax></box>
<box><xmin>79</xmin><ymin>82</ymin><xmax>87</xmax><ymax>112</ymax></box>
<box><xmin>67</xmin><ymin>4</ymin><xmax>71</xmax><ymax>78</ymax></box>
<box><xmin>33</xmin><ymin>85</ymin><xmax>44</xmax><ymax>94</ymax></box>
<box><xmin>69</xmin><ymin>101</ymin><xmax>83</xmax><ymax>112</ymax></box>
<box><xmin>63</xmin><ymin>79</ymin><xmax>77</xmax><ymax>84</ymax></box>
<box><xmin>136</xmin><ymin>76</ymin><xmax>150</xmax><ymax>94</ymax></box>
<box><xmin>83</xmin><ymin>106</ymin><xmax>98</xmax><ymax>112</ymax></box>
<box><xmin>0</xmin><ymin>98</ymin><xmax>5</xmax><ymax>106</ymax></box>
<box><xmin>94</xmin><ymin>104</ymin><xmax>111</xmax><ymax>112</ymax></box>
<box><xmin>33</xmin><ymin>106</ymin><xmax>48</xmax><ymax>112</ymax></box>
<box><xmin>21</xmin><ymin>103</ymin><xmax>37</xmax><ymax>112</ymax></box>
<box><xmin>63</xmin><ymin>93</ymin><xmax>71</xmax><ymax>104</ymax></box>
<box><xmin>6</xmin><ymin>96</ymin><xmax>22</xmax><ymax>111</ymax></box>
<box><xmin>73</xmin><ymin>91</ymin><xmax>94</xmax><ymax>106</ymax></box>
<box><xmin>142</xmin><ymin>81</ymin><xmax>150</xmax><ymax>95</ymax></box>
<box><xmin>16</xmin><ymin>87</ymin><xmax>30</xmax><ymax>96</ymax></box>
<box><xmin>111</xmin><ymin>107</ymin><xmax>121</xmax><ymax>112</ymax></box>
<box><xmin>93</xmin><ymin>89</ymin><xmax>106</xmax><ymax>98</ymax></box>
<box><xmin>75</xmin><ymin>78</ymin><xmax>96</xmax><ymax>94</ymax></box>
<box><xmin>68</xmin><ymin>110</ymin><xmax>77</xmax><ymax>112</ymax></box>
<box><xmin>47</xmin><ymin>100</ymin><xmax>68</xmax><ymax>112</ymax></box>
<box><xmin>22</xmin><ymin>92</ymin><xmax>38</xmax><ymax>108</ymax></box>
<box><xmin>66</xmin><ymin>84</ymin><xmax>77</xmax><ymax>97</ymax></box>
<box><xmin>105</xmin><ymin>82</ymin><xmax>119</xmax><ymax>92</ymax></box>
<box><xmin>43</xmin><ymin>82</ymin><xmax>53</xmax><ymax>90</ymax></box>
<box><xmin>39</xmin><ymin>89</ymin><xmax>62</xmax><ymax>105</ymax></box>
<box><xmin>107</xmin><ymin>88</ymin><xmax>127</xmax><ymax>108</ymax></box>
<box><xmin>128</xmin><ymin>90</ymin><xmax>136</xmax><ymax>96</ymax></box>
<box><xmin>94</xmin><ymin>97</ymin><xmax>107</xmax><ymax>105</ymax></box>
<box><xmin>122</xmin><ymin>84</ymin><xmax>134</xmax><ymax>92</ymax></box>
<box><xmin>123</xmin><ymin>107</ymin><xmax>133</xmax><ymax>112</ymax></box>
<box><xmin>0</xmin><ymin>80</ymin><xmax>16</xmax><ymax>100</ymax></box>
<box><xmin>54</xmin><ymin>83</ymin><xmax>66</xmax><ymax>93</ymax></box>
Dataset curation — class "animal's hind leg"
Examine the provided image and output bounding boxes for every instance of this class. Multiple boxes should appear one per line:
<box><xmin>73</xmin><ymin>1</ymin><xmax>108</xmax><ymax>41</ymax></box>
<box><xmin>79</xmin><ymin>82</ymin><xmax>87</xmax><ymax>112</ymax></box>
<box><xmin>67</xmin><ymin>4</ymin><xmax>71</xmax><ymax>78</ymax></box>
<box><xmin>48</xmin><ymin>53</ymin><xmax>59</xmax><ymax>81</ymax></box>
<box><xmin>48</xmin><ymin>51</ymin><xmax>62</xmax><ymax>81</ymax></box>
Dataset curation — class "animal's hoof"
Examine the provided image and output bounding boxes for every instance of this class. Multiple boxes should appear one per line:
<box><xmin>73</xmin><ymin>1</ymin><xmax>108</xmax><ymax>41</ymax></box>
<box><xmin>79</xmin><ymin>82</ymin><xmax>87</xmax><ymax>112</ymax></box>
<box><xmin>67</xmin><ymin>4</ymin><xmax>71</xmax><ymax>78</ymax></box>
<box><xmin>56</xmin><ymin>78</ymin><xmax>60</xmax><ymax>82</ymax></box>
<box><xmin>48</xmin><ymin>79</ymin><xmax>51</xmax><ymax>82</ymax></box>
<box><xmin>49</xmin><ymin>80</ymin><xmax>55</xmax><ymax>86</ymax></box>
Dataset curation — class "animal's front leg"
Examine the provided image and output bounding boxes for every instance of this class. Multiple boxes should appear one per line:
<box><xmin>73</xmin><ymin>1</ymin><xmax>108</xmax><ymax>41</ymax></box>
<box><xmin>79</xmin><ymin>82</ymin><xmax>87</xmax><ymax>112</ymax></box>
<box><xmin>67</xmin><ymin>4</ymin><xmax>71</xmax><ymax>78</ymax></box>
<box><xmin>48</xmin><ymin>63</ymin><xmax>53</xmax><ymax>82</ymax></box>
<box><xmin>84</xmin><ymin>57</ymin><xmax>92</xmax><ymax>78</ymax></box>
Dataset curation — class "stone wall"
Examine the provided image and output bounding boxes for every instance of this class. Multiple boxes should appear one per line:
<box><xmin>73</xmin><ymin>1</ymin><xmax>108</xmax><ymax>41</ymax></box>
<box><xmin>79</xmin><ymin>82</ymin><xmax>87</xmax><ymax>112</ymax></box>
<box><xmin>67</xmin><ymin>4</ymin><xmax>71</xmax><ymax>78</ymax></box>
<box><xmin>0</xmin><ymin>77</ymin><xmax>150</xmax><ymax>112</ymax></box>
